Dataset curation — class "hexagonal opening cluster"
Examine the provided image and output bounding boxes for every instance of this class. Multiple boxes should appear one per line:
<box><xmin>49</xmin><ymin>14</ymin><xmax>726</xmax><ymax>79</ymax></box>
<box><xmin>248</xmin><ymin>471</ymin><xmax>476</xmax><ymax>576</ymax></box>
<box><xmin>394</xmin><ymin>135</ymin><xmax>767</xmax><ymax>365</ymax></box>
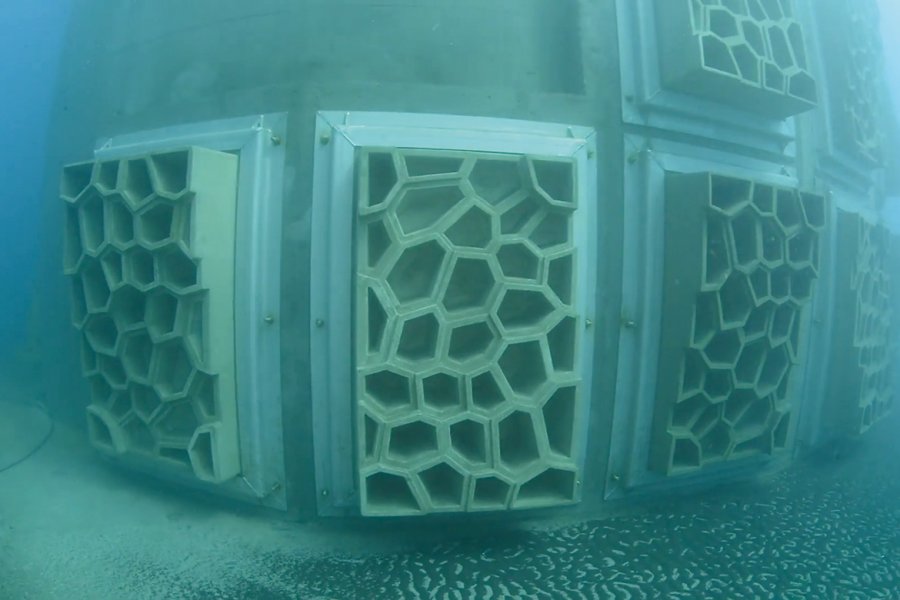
<box><xmin>849</xmin><ymin>217</ymin><xmax>893</xmax><ymax>433</ymax></box>
<box><xmin>657</xmin><ymin>172</ymin><xmax>825</xmax><ymax>475</ymax></box>
<box><xmin>356</xmin><ymin>148</ymin><xmax>583</xmax><ymax>515</ymax></box>
<box><xmin>657</xmin><ymin>0</ymin><xmax>817</xmax><ymax>117</ymax></box>
<box><xmin>60</xmin><ymin>148</ymin><xmax>238</xmax><ymax>484</ymax></box>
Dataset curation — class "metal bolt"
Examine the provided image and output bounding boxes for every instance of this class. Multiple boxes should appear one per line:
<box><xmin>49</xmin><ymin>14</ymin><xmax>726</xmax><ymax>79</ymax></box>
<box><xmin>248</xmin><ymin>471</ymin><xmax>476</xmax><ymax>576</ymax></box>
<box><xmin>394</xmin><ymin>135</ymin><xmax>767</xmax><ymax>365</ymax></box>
<box><xmin>627</xmin><ymin>153</ymin><xmax>640</xmax><ymax>164</ymax></box>
<box><xmin>611</xmin><ymin>474</ymin><xmax>621</xmax><ymax>482</ymax></box>
<box><xmin>622</xmin><ymin>317</ymin><xmax>637</xmax><ymax>329</ymax></box>
<box><xmin>587</xmin><ymin>149</ymin><xmax>595</xmax><ymax>159</ymax></box>
<box><xmin>263</xmin><ymin>314</ymin><xmax>275</xmax><ymax>324</ymax></box>
<box><xmin>319</xmin><ymin>131</ymin><xmax>331</xmax><ymax>145</ymax></box>
<box><xmin>585</xmin><ymin>318</ymin><xmax>594</xmax><ymax>329</ymax></box>
<box><xmin>270</xmin><ymin>134</ymin><xmax>282</xmax><ymax>146</ymax></box>
<box><xmin>321</xmin><ymin>488</ymin><xmax>329</xmax><ymax>497</ymax></box>
<box><xmin>315</xmin><ymin>318</ymin><xmax>325</xmax><ymax>328</ymax></box>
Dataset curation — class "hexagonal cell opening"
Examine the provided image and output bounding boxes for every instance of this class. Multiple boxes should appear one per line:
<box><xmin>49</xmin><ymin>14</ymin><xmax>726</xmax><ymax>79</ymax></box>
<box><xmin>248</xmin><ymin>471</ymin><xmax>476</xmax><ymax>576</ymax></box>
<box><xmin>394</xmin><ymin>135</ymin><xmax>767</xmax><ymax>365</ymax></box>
<box><xmin>672</xmin><ymin>437</ymin><xmax>701</xmax><ymax>470</ymax></box>
<box><xmin>702</xmin><ymin>34</ymin><xmax>739</xmax><ymax>76</ymax></box>
<box><xmin>529</xmin><ymin>212</ymin><xmax>570</xmax><ymax>249</ymax></box>
<box><xmin>704</xmin><ymin>368</ymin><xmax>733</xmax><ymax>403</ymax></box>
<box><xmin>735</xmin><ymin>340</ymin><xmax>767</xmax><ymax>387</ymax></box>
<box><xmin>122</xmin><ymin>331</ymin><xmax>153</xmax><ymax>381</ymax></box>
<box><xmin>497</xmin><ymin>242</ymin><xmax>540</xmax><ymax>280</ymax></box>
<box><xmin>717</xmin><ymin>274</ymin><xmax>754</xmax><ymax>328</ymax></box>
<box><xmin>124</xmin><ymin>247</ymin><xmax>156</xmax><ymax>289</ymax></box>
<box><xmin>772</xmin><ymin>411</ymin><xmax>791</xmax><ymax>448</ymax></box>
<box><xmin>498</xmin><ymin>410</ymin><xmax>540</xmax><ymax>468</ymax></box>
<box><xmin>471</xmin><ymin>476</ymin><xmax>511</xmax><ymax>509</ymax></box>
<box><xmin>770</xmin><ymin>266</ymin><xmax>791</xmax><ymax>302</ymax></box>
<box><xmin>80</xmin><ymin>259</ymin><xmax>111</xmax><ymax>312</ymax></box>
<box><xmin>190</xmin><ymin>371</ymin><xmax>218</xmax><ymax>420</ymax></box>
<box><xmin>691</xmin><ymin>403</ymin><xmax>721</xmax><ymax>438</ymax></box>
<box><xmin>700</xmin><ymin>422</ymin><xmax>732</xmax><ymax>458</ymax></box>
<box><xmin>95</xmin><ymin>160</ymin><xmax>120</xmax><ymax>192</ymax></box>
<box><xmin>547</xmin><ymin>316</ymin><xmax>577</xmax><ymax>372</ymax></box>
<box><xmin>419</xmin><ymin>462</ymin><xmax>465</xmax><ymax>508</ymax></box>
<box><xmin>131</xmin><ymin>384</ymin><xmax>164</xmax><ymax>423</ymax></box>
<box><xmin>498</xmin><ymin>340</ymin><xmax>547</xmax><ymax>396</ymax></box>
<box><xmin>469</xmin><ymin>158</ymin><xmax>522</xmax><ymax>205</ymax></box>
<box><xmin>702</xmin><ymin>329</ymin><xmax>742</xmax><ymax>368</ymax></box>
<box><xmin>387</xmin><ymin>240</ymin><xmax>446</xmax><ymax>304</ymax></box>
<box><xmin>729</xmin><ymin>211</ymin><xmax>761</xmax><ymax>270</ymax></box>
<box><xmin>704</xmin><ymin>216</ymin><xmax>731</xmax><ymax>288</ymax></box>
<box><xmin>105</xmin><ymin>196</ymin><xmax>135</xmax><ymax>247</ymax></box>
<box><xmin>770</xmin><ymin>304</ymin><xmax>795</xmax><ymax>345</ymax></box>
<box><xmin>708</xmin><ymin>7</ymin><xmax>739</xmax><ymax>39</ymax></box>
<box><xmin>188</xmin><ymin>428</ymin><xmax>216</xmax><ymax>481</ymax></box>
<box><xmin>732</xmin><ymin>42</ymin><xmax>761</xmax><ymax>82</ymax></box>
<box><xmin>743</xmin><ymin>304</ymin><xmax>771</xmax><ymax>339</ymax></box>
<box><xmin>151</xmin><ymin>341</ymin><xmax>195</xmax><ymax>400</ymax></box>
<box><xmin>100</xmin><ymin>251</ymin><xmax>124</xmax><ymax>289</ymax></box>
<box><xmin>149</xmin><ymin>150</ymin><xmax>189</xmax><ymax>196</ymax></box>
<box><xmin>366</xmin><ymin>288</ymin><xmax>388</xmax><ymax>353</ymax></box>
<box><xmin>388</xmin><ymin>421</ymin><xmax>438</xmax><ymax>460</ymax></box>
<box><xmin>61</xmin><ymin>162</ymin><xmax>93</xmax><ymax>199</ymax></box>
<box><xmin>422</xmin><ymin>372</ymin><xmax>462</xmax><ymax>411</ymax></box>
<box><xmin>84</xmin><ymin>314</ymin><xmax>119</xmax><ymax>356</ymax></box>
<box><xmin>547</xmin><ymin>254</ymin><xmax>574</xmax><ymax>304</ymax></box>
<box><xmin>500</xmin><ymin>194</ymin><xmax>542</xmax><ymax>235</ymax></box>
<box><xmin>110</xmin><ymin>285</ymin><xmax>147</xmax><ymax>330</ymax></box>
<box><xmin>758</xmin><ymin>346</ymin><xmax>790</xmax><ymax>395</ymax></box>
<box><xmin>448</xmin><ymin>321</ymin><xmax>495</xmax><ymax>362</ymax></box>
<box><xmin>98</xmin><ymin>355</ymin><xmax>127</xmax><ymax>389</ymax></box>
<box><xmin>516</xmin><ymin>468</ymin><xmax>576</xmax><ymax>505</ymax></box>
<box><xmin>530</xmin><ymin>159</ymin><xmax>575</xmax><ymax>207</ymax></box>
<box><xmin>123</xmin><ymin>158</ymin><xmax>154</xmax><ymax>205</ymax></box>
<box><xmin>775</xmin><ymin>190</ymin><xmax>802</xmax><ymax>233</ymax></box>
<box><xmin>760</xmin><ymin>219</ymin><xmax>784</xmax><ymax>265</ymax></box>
<box><xmin>365</xmin><ymin>370</ymin><xmax>413</xmax><ymax>411</ymax></box>
<box><xmin>395</xmin><ymin>184</ymin><xmax>464</xmax><ymax>235</ymax></box>
<box><xmin>787</xmin><ymin>230</ymin><xmax>817</xmax><ymax>267</ymax></box>
<box><xmin>79</xmin><ymin>190</ymin><xmax>106</xmax><ymax>255</ymax></box>
<box><xmin>711</xmin><ymin>176</ymin><xmax>752</xmax><ymax>215</ymax></box>
<box><xmin>450</xmin><ymin>419</ymin><xmax>487</xmax><ymax>464</ymax></box>
<box><xmin>543</xmin><ymin>386</ymin><xmax>576</xmax><ymax>457</ymax></box>
<box><xmin>444</xmin><ymin>205</ymin><xmax>493</xmax><ymax>249</ymax></box>
<box><xmin>157</xmin><ymin>245</ymin><xmax>198</xmax><ymax>291</ymax></box>
<box><xmin>442</xmin><ymin>257</ymin><xmax>494</xmax><ymax>312</ymax></box>
<box><xmin>63</xmin><ymin>205</ymin><xmax>84</xmax><ymax>273</ymax></box>
<box><xmin>791</xmin><ymin>267</ymin><xmax>815</xmax><ymax>304</ymax></box>
<box><xmin>405</xmin><ymin>154</ymin><xmax>463</xmax><ymax>177</ymax></box>
<box><xmin>748</xmin><ymin>269</ymin><xmax>770</xmax><ymax>305</ymax></box>
<box><xmin>768</xmin><ymin>24</ymin><xmax>793</xmax><ymax>70</ymax></box>
<box><xmin>86</xmin><ymin>409</ymin><xmax>118</xmax><ymax>453</ymax></box>
<box><xmin>146</xmin><ymin>290</ymin><xmax>179</xmax><ymax>340</ymax></box>
<box><xmin>155</xmin><ymin>402</ymin><xmax>201</xmax><ymax>440</ymax></box>
<box><xmin>138</xmin><ymin>202</ymin><xmax>176</xmax><ymax>246</ymax></box>
<box><xmin>470</xmin><ymin>371</ymin><xmax>505</xmax><ymax>410</ymax></box>
<box><xmin>496</xmin><ymin>288</ymin><xmax>555</xmax><ymax>331</ymax></box>
<box><xmin>724</xmin><ymin>388</ymin><xmax>758</xmax><ymax>424</ymax></box>
<box><xmin>396</xmin><ymin>313</ymin><xmax>440</xmax><ymax>361</ymax></box>
<box><xmin>364</xmin><ymin>151</ymin><xmax>398</xmax><ymax>210</ymax></box>
<box><xmin>680</xmin><ymin>349</ymin><xmax>706</xmax><ymax>396</ymax></box>
<box><xmin>365</xmin><ymin>472</ymin><xmax>420</xmax><ymax>513</ymax></box>
<box><xmin>741</xmin><ymin>20</ymin><xmax>767</xmax><ymax>57</ymax></box>
<box><xmin>366</xmin><ymin>219</ymin><xmax>391</xmax><ymax>268</ymax></box>
<box><xmin>752</xmin><ymin>184</ymin><xmax>775</xmax><ymax>214</ymax></box>
<box><xmin>734</xmin><ymin>396</ymin><xmax>773</xmax><ymax>436</ymax></box>
<box><xmin>672</xmin><ymin>394</ymin><xmax>709</xmax><ymax>429</ymax></box>
<box><xmin>70</xmin><ymin>278</ymin><xmax>89</xmax><ymax>327</ymax></box>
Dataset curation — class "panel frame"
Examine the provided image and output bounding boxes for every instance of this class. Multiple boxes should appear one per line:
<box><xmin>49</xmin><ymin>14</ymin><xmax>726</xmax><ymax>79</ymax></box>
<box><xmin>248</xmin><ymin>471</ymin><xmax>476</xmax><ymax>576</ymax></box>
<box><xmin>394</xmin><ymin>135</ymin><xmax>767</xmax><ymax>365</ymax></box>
<box><xmin>310</xmin><ymin>111</ymin><xmax>598</xmax><ymax>516</ymax></box>
<box><xmin>608</xmin><ymin>133</ymin><xmax>820</xmax><ymax>498</ymax></box>
<box><xmin>91</xmin><ymin>113</ymin><xmax>288</xmax><ymax>509</ymax></box>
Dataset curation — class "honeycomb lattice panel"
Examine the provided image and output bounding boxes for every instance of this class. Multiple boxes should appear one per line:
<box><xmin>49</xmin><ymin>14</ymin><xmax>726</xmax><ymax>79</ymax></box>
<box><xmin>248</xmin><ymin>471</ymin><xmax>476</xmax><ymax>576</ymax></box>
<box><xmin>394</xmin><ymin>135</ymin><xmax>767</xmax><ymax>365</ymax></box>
<box><xmin>817</xmin><ymin>0</ymin><xmax>888</xmax><ymax>164</ymax></box>
<box><xmin>654</xmin><ymin>0</ymin><xmax>817</xmax><ymax>118</ymax></box>
<box><xmin>652</xmin><ymin>173</ymin><xmax>825</xmax><ymax>475</ymax></box>
<box><xmin>825</xmin><ymin>213</ymin><xmax>893</xmax><ymax>435</ymax></box>
<box><xmin>356</xmin><ymin>149</ymin><xmax>582</xmax><ymax>516</ymax></box>
<box><xmin>61</xmin><ymin>147</ymin><xmax>240</xmax><ymax>483</ymax></box>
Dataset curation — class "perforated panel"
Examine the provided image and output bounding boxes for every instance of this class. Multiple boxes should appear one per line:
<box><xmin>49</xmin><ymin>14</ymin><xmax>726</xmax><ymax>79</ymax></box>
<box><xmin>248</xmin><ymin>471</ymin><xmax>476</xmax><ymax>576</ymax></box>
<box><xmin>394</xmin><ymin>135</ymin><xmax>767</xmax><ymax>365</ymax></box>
<box><xmin>652</xmin><ymin>172</ymin><xmax>825</xmax><ymax>475</ymax></box>
<box><xmin>355</xmin><ymin>149</ymin><xmax>582</xmax><ymax>515</ymax></box>
<box><xmin>61</xmin><ymin>147</ymin><xmax>240</xmax><ymax>483</ymax></box>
